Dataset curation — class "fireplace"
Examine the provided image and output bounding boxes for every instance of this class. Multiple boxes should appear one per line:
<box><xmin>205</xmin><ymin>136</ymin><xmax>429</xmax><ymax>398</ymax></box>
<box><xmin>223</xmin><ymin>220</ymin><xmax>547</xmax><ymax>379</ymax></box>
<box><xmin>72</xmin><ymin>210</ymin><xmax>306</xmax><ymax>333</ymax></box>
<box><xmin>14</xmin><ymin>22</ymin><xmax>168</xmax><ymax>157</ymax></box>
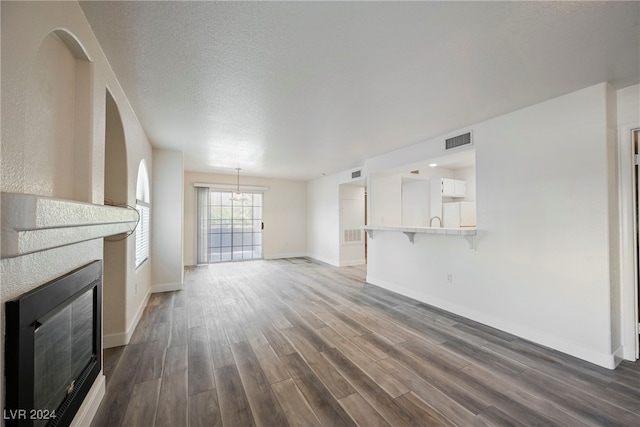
<box><xmin>4</xmin><ymin>261</ymin><xmax>102</xmax><ymax>427</ymax></box>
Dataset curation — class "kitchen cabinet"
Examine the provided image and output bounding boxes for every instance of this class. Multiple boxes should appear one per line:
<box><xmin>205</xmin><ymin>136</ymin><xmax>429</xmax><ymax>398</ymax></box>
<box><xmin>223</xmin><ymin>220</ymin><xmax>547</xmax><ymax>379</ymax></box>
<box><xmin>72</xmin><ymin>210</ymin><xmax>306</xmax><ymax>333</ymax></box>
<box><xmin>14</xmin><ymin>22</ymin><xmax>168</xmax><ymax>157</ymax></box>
<box><xmin>440</xmin><ymin>178</ymin><xmax>466</xmax><ymax>198</ymax></box>
<box><xmin>430</xmin><ymin>178</ymin><xmax>467</xmax><ymax>224</ymax></box>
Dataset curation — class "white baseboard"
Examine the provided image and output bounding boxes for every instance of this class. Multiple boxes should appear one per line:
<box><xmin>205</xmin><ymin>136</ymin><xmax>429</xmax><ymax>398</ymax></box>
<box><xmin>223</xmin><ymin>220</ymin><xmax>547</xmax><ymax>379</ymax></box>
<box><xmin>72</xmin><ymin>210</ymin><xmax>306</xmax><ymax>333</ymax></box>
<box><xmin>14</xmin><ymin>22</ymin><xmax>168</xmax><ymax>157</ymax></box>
<box><xmin>367</xmin><ymin>274</ymin><xmax>618</xmax><ymax>370</ymax></box>
<box><xmin>264</xmin><ymin>252</ymin><xmax>308</xmax><ymax>260</ymax></box>
<box><xmin>151</xmin><ymin>282</ymin><xmax>183</xmax><ymax>293</ymax></box>
<box><xmin>103</xmin><ymin>290</ymin><xmax>151</xmax><ymax>348</ymax></box>
<box><xmin>306</xmin><ymin>254</ymin><xmax>340</xmax><ymax>267</ymax></box>
<box><xmin>186</xmin><ymin>254</ymin><xmax>309</xmax><ymax>266</ymax></box>
<box><xmin>613</xmin><ymin>345</ymin><xmax>625</xmax><ymax>367</ymax></box>
<box><xmin>70</xmin><ymin>373</ymin><xmax>105</xmax><ymax>427</ymax></box>
<box><xmin>339</xmin><ymin>259</ymin><xmax>366</xmax><ymax>267</ymax></box>
<box><xmin>103</xmin><ymin>332</ymin><xmax>128</xmax><ymax>349</ymax></box>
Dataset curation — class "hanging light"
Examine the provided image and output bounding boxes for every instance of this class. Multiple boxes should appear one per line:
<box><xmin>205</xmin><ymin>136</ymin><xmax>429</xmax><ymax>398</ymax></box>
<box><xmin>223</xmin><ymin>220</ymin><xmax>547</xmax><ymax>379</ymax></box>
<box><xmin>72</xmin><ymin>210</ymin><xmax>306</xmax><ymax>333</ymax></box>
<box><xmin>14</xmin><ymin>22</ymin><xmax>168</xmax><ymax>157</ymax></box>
<box><xmin>232</xmin><ymin>168</ymin><xmax>249</xmax><ymax>202</ymax></box>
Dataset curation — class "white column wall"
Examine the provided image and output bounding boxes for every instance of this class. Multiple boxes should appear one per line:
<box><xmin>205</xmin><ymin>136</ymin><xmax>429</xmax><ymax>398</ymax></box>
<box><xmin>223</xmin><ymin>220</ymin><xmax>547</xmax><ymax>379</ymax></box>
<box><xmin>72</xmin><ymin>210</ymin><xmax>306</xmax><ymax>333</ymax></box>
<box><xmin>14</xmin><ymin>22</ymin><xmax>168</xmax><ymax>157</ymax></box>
<box><xmin>151</xmin><ymin>149</ymin><xmax>184</xmax><ymax>291</ymax></box>
<box><xmin>307</xmin><ymin>175</ymin><xmax>341</xmax><ymax>266</ymax></box>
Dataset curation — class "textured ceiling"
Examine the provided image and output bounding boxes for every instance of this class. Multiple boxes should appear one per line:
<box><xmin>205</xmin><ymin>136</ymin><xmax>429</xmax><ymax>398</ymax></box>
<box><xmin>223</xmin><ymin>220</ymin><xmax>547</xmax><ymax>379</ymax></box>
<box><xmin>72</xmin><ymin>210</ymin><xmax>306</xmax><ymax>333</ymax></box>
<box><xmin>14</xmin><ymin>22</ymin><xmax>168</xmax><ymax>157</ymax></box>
<box><xmin>79</xmin><ymin>1</ymin><xmax>640</xmax><ymax>180</ymax></box>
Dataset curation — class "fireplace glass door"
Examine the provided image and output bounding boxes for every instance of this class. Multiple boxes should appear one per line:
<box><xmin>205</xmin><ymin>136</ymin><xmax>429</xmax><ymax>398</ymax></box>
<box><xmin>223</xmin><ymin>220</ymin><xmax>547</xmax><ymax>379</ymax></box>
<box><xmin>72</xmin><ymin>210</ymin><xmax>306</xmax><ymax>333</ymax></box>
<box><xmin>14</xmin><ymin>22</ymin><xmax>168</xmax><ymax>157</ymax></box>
<box><xmin>33</xmin><ymin>288</ymin><xmax>94</xmax><ymax>427</ymax></box>
<box><xmin>5</xmin><ymin>260</ymin><xmax>102</xmax><ymax>427</ymax></box>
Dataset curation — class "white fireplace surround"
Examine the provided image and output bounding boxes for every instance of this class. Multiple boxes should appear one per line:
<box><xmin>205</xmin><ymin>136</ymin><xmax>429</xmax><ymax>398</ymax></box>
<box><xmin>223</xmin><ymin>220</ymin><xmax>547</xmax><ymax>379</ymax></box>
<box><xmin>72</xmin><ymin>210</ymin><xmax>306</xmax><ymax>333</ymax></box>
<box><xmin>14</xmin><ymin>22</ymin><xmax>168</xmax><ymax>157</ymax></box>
<box><xmin>1</xmin><ymin>192</ymin><xmax>137</xmax><ymax>426</ymax></box>
<box><xmin>1</xmin><ymin>192</ymin><xmax>139</xmax><ymax>259</ymax></box>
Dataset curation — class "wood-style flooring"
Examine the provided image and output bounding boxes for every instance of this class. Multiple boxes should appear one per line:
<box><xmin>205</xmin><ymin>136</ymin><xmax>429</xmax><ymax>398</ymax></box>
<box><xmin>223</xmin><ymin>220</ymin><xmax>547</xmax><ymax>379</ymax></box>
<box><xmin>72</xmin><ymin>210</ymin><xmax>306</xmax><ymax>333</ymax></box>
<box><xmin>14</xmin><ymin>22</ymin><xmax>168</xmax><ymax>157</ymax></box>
<box><xmin>92</xmin><ymin>258</ymin><xmax>640</xmax><ymax>426</ymax></box>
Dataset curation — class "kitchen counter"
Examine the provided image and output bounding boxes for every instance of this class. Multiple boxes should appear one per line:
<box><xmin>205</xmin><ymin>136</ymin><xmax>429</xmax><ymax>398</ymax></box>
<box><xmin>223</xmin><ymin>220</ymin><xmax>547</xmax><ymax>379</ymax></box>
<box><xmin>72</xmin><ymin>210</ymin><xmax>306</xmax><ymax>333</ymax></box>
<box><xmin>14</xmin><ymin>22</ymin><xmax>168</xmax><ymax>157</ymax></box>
<box><xmin>363</xmin><ymin>225</ymin><xmax>477</xmax><ymax>249</ymax></box>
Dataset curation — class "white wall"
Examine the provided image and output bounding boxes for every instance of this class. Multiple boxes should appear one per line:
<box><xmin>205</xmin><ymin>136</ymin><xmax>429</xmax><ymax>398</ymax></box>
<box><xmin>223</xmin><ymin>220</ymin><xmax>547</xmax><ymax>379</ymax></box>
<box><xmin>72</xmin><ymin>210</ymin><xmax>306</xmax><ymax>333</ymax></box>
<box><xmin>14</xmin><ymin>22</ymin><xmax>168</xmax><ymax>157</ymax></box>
<box><xmin>453</xmin><ymin>166</ymin><xmax>476</xmax><ymax>202</ymax></box>
<box><xmin>617</xmin><ymin>84</ymin><xmax>640</xmax><ymax>126</ymax></box>
<box><xmin>1</xmin><ymin>2</ymin><xmax>153</xmax><ymax>422</ymax></box>
<box><xmin>401</xmin><ymin>180</ymin><xmax>429</xmax><ymax>226</ymax></box>
<box><xmin>370</xmin><ymin>173</ymin><xmax>402</xmax><ymax>226</ymax></box>
<box><xmin>617</xmin><ymin>83</ymin><xmax>639</xmax><ymax>360</ymax></box>
<box><xmin>366</xmin><ymin>83</ymin><xmax>621</xmax><ymax>368</ymax></box>
<box><xmin>184</xmin><ymin>171</ymin><xmax>307</xmax><ymax>265</ymax></box>
<box><xmin>307</xmin><ymin>174</ymin><xmax>341</xmax><ymax>265</ymax></box>
<box><xmin>152</xmin><ymin>149</ymin><xmax>184</xmax><ymax>290</ymax></box>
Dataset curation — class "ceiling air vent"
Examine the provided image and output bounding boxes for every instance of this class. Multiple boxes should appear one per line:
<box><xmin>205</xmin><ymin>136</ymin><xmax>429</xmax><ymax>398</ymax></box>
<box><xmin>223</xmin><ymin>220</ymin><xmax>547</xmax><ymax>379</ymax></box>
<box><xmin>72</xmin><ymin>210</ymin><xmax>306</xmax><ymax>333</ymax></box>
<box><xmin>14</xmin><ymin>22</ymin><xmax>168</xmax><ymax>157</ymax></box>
<box><xmin>351</xmin><ymin>170</ymin><xmax>362</xmax><ymax>179</ymax></box>
<box><xmin>445</xmin><ymin>132</ymin><xmax>472</xmax><ymax>150</ymax></box>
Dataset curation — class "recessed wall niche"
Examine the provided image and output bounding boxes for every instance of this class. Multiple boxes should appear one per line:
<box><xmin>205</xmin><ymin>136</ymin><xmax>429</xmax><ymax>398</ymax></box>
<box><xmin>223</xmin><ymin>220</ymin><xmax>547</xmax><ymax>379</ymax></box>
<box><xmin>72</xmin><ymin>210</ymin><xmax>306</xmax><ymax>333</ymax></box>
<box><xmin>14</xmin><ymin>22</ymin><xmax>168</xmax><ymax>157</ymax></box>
<box><xmin>103</xmin><ymin>90</ymin><xmax>128</xmax><ymax>341</ymax></box>
<box><xmin>24</xmin><ymin>30</ymin><xmax>93</xmax><ymax>202</ymax></box>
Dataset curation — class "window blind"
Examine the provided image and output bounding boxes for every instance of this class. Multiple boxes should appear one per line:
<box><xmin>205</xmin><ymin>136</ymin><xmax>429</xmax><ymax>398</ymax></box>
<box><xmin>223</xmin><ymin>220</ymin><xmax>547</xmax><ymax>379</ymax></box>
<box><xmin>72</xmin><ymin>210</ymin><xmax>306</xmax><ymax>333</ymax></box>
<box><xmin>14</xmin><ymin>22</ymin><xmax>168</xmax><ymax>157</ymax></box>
<box><xmin>135</xmin><ymin>201</ymin><xmax>150</xmax><ymax>268</ymax></box>
<box><xmin>196</xmin><ymin>187</ymin><xmax>210</xmax><ymax>264</ymax></box>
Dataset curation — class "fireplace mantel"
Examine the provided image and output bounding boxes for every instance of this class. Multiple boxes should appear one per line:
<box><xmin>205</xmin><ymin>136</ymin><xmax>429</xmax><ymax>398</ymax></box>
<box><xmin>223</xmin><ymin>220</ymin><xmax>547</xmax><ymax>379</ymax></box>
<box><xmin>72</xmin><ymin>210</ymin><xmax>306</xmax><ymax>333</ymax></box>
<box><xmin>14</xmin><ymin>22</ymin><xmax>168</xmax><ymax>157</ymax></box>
<box><xmin>1</xmin><ymin>193</ymin><xmax>138</xmax><ymax>258</ymax></box>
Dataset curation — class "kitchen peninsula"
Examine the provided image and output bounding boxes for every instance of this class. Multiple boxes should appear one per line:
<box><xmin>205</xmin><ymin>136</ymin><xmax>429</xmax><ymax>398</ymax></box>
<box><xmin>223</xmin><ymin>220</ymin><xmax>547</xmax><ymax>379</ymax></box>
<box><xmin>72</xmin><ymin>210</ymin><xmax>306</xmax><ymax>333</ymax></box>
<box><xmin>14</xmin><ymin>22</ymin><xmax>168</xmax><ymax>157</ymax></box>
<box><xmin>363</xmin><ymin>224</ymin><xmax>477</xmax><ymax>248</ymax></box>
<box><xmin>352</xmin><ymin>82</ymin><xmax>634</xmax><ymax>370</ymax></box>
<box><xmin>365</xmin><ymin>152</ymin><xmax>477</xmax><ymax>250</ymax></box>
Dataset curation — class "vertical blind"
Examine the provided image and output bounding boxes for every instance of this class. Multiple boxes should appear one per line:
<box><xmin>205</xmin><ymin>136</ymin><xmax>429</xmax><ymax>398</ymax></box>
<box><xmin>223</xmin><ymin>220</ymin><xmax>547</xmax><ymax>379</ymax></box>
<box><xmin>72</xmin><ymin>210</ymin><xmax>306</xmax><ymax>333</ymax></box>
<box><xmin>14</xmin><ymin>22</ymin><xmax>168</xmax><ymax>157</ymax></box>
<box><xmin>195</xmin><ymin>186</ymin><xmax>264</xmax><ymax>263</ymax></box>
<box><xmin>135</xmin><ymin>200</ymin><xmax>150</xmax><ymax>268</ymax></box>
<box><xmin>196</xmin><ymin>187</ymin><xmax>210</xmax><ymax>264</ymax></box>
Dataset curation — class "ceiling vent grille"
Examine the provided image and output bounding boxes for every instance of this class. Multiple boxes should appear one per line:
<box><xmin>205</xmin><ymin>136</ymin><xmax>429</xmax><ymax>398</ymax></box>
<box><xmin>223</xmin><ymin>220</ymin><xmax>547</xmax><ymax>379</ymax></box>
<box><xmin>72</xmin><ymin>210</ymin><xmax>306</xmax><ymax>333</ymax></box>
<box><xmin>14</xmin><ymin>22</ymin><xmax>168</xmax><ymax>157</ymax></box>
<box><xmin>445</xmin><ymin>132</ymin><xmax>472</xmax><ymax>150</ymax></box>
<box><xmin>351</xmin><ymin>170</ymin><xmax>362</xmax><ymax>179</ymax></box>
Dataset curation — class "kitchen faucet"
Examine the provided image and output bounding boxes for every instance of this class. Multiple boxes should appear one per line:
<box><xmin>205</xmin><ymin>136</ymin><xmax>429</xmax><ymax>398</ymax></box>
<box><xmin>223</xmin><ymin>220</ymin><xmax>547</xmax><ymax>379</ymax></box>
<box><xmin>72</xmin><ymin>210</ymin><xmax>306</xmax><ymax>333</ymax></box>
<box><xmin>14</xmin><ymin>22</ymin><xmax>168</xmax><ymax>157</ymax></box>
<box><xmin>429</xmin><ymin>216</ymin><xmax>442</xmax><ymax>227</ymax></box>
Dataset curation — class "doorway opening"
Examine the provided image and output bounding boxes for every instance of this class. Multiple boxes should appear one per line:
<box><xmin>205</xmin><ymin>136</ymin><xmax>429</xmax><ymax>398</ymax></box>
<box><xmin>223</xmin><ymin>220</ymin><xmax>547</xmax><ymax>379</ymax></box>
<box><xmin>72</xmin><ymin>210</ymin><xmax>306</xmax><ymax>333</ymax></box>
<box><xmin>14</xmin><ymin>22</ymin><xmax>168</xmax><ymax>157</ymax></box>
<box><xmin>634</xmin><ymin>129</ymin><xmax>639</xmax><ymax>330</ymax></box>
<box><xmin>339</xmin><ymin>182</ymin><xmax>366</xmax><ymax>267</ymax></box>
<box><xmin>364</xmin><ymin>190</ymin><xmax>368</xmax><ymax>263</ymax></box>
<box><xmin>621</xmin><ymin>125</ymin><xmax>640</xmax><ymax>361</ymax></box>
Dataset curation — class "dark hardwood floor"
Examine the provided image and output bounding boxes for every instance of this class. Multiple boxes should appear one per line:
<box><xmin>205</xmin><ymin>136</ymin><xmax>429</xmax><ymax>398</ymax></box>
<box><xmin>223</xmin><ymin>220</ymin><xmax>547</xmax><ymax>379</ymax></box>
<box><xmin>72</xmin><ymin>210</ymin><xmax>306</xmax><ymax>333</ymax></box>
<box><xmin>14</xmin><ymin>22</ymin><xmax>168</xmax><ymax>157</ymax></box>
<box><xmin>92</xmin><ymin>258</ymin><xmax>640</xmax><ymax>426</ymax></box>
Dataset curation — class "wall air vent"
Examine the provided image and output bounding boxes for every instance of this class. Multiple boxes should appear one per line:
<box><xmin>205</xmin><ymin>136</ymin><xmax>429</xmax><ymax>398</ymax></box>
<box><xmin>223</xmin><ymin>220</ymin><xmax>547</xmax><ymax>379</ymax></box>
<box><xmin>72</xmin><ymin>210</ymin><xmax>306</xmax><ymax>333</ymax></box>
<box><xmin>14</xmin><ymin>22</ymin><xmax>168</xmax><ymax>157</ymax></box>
<box><xmin>343</xmin><ymin>229</ymin><xmax>362</xmax><ymax>243</ymax></box>
<box><xmin>445</xmin><ymin>132</ymin><xmax>472</xmax><ymax>150</ymax></box>
<box><xmin>351</xmin><ymin>170</ymin><xmax>362</xmax><ymax>179</ymax></box>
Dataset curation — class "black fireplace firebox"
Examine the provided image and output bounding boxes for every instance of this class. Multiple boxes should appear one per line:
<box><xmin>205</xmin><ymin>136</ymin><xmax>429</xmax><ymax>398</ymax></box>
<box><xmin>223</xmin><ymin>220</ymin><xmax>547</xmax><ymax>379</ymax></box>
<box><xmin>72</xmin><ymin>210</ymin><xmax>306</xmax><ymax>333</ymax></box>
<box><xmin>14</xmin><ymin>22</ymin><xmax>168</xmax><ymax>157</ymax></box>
<box><xmin>4</xmin><ymin>261</ymin><xmax>102</xmax><ymax>427</ymax></box>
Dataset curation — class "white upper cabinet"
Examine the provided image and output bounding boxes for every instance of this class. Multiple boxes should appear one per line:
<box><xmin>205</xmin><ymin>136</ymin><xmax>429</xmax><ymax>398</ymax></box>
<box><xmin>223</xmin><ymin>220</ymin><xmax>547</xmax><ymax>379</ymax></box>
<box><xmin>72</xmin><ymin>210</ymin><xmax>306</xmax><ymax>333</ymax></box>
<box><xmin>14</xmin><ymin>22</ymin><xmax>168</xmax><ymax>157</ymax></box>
<box><xmin>440</xmin><ymin>178</ymin><xmax>466</xmax><ymax>198</ymax></box>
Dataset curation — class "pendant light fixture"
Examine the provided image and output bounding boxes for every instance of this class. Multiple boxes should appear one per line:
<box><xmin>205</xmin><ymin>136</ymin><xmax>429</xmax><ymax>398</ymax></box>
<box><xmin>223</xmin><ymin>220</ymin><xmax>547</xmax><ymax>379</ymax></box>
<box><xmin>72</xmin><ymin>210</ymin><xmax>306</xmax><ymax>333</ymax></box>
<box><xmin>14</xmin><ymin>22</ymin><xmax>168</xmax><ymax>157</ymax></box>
<box><xmin>231</xmin><ymin>168</ymin><xmax>249</xmax><ymax>202</ymax></box>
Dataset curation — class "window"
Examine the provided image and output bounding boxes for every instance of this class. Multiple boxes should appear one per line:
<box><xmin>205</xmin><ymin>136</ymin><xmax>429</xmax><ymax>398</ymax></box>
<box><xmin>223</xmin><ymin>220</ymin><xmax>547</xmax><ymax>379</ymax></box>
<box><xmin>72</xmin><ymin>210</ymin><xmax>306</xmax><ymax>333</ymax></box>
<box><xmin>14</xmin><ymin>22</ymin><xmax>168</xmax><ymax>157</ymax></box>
<box><xmin>135</xmin><ymin>160</ymin><xmax>150</xmax><ymax>268</ymax></box>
